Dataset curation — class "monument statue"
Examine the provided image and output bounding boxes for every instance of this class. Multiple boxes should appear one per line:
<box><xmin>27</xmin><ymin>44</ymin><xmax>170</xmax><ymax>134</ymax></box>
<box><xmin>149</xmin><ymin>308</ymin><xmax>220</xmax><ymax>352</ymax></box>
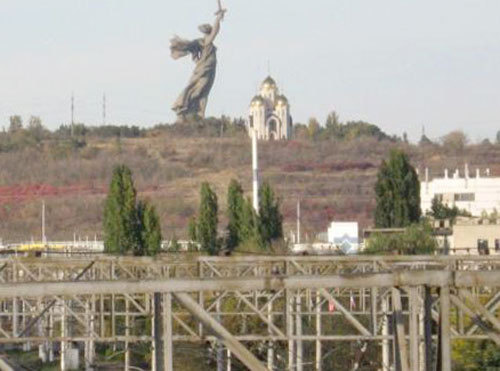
<box><xmin>170</xmin><ymin>1</ymin><xmax>227</xmax><ymax>121</ymax></box>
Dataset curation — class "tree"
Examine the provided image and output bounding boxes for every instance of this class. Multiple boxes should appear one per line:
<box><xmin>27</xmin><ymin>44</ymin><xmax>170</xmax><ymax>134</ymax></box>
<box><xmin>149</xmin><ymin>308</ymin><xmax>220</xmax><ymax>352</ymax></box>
<box><xmin>226</xmin><ymin>179</ymin><xmax>244</xmax><ymax>251</ymax></box>
<box><xmin>307</xmin><ymin>118</ymin><xmax>321</xmax><ymax>140</ymax></box>
<box><xmin>103</xmin><ymin>165</ymin><xmax>139</xmax><ymax>254</ymax></box>
<box><xmin>442</xmin><ymin>130</ymin><xmax>467</xmax><ymax>153</ymax></box>
<box><xmin>136</xmin><ymin>200</ymin><xmax>162</xmax><ymax>256</ymax></box>
<box><xmin>258</xmin><ymin>182</ymin><xmax>283</xmax><ymax>248</ymax></box>
<box><xmin>196</xmin><ymin>182</ymin><xmax>219</xmax><ymax>255</ymax></box>
<box><xmin>364</xmin><ymin>222</ymin><xmax>437</xmax><ymax>255</ymax></box>
<box><xmin>374</xmin><ymin>149</ymin><xmax>421</xmax><ymax>228</ymax></box>
<box><xmin>27</xmin><ymin>116</ymin><xmax>45</xmax><ymax>141</ymax></box>
<box><xmin>9</xmin><ymin>116</ymin><xmax>23</xmax><ymax>133</ymax></box>
<box><xmin>427</xmin><ymin>196</ymin><xmax>470</xmax><ymax>222</ymax></box>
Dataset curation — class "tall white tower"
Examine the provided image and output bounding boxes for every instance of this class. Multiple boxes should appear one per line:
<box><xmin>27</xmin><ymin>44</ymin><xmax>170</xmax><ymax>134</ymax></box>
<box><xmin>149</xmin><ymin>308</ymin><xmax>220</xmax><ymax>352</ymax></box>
<box><xmin>252</xmin><ymin>129</ymin><xmax>259</xmax><ymax>213</ymax></box>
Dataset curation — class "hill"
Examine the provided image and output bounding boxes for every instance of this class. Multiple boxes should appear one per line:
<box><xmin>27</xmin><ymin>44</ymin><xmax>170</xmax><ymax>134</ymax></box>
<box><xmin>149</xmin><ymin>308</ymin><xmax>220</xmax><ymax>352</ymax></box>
<box><xmin>1</xmin><ymin>121</ymin><xmax>499</xmax><ymax>243</ymax></box>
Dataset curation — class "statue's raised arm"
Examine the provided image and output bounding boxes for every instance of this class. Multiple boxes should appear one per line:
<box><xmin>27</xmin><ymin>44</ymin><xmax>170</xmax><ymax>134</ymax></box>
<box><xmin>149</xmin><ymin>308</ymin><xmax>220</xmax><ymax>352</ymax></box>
<box><xmin>170</xmin><ymin>1</ymin><xmax>227</xmax><ymax>121</ymax></box>
<box><xmin>205</xmin><ymin>7</ymin><xmax>226</xmax><ymax>46</ymax></box>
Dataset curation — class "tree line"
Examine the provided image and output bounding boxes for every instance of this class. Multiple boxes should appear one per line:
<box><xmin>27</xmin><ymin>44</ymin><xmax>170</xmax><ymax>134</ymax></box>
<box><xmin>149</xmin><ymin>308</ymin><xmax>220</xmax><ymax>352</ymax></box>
<box><xmin>102</xmin><ymin>165</ymin><xmax>283</xmax><ymax>256</ymax></box>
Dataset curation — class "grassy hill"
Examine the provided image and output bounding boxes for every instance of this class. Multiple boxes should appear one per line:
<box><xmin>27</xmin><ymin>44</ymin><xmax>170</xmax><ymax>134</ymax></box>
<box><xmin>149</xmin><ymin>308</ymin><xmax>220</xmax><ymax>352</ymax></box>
<box><xmin>1</xmin><ymin>124</ymin><xmax>499</xmax><ymax>243</ymax></box>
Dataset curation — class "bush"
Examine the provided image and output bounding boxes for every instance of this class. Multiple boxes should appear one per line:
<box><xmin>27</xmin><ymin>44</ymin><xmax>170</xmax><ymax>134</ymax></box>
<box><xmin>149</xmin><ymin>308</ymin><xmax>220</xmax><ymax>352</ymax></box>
<box><xmin>364</xmin><ymin>222</ymin><xmax>437</xmax><ymax>255</ymax></box>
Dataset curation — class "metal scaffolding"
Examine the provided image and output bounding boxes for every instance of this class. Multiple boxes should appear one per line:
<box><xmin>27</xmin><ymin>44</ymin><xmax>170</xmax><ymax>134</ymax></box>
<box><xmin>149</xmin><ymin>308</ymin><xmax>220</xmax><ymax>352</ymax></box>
<box><xmin>0</xmin><ymin>255</ymin><xmax>498</xmax><ymax>370</ymax></box>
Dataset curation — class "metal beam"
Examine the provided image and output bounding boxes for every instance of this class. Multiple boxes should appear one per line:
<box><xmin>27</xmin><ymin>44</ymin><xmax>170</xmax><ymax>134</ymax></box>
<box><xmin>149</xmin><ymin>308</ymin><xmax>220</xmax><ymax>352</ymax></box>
<box><xmin>173</xmin><ymin>292</ymin><xmax>267</xmax><ymax>371</ymax></box>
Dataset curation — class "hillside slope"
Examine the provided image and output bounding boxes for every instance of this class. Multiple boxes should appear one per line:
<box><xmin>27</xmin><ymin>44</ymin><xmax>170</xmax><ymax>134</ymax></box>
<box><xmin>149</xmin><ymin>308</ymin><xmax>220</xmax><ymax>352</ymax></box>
<box><xmin>1</xmin><ymin>131</ymin><xmax>499</xmax><ymax>243</ymax></box>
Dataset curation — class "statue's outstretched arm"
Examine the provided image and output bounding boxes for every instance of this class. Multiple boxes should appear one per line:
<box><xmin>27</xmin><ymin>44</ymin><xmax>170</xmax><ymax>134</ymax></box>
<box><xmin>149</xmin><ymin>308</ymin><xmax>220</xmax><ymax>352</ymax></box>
<box><xmin>205</xmin><ymin>11</ymin><xmax>225</xmax><ymax>45</ymax></box>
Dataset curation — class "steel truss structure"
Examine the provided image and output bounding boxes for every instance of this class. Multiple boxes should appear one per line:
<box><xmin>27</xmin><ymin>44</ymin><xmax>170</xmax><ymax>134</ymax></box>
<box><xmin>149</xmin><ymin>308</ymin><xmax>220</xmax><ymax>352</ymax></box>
<box><xmin>0</xmin><ymin>255</ymin><xmax>498</xmax><ymax>370</ymax></box>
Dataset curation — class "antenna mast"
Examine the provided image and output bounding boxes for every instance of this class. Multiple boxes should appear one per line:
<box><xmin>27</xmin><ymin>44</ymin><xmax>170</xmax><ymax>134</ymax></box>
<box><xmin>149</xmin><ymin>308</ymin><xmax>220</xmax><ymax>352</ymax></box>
<box><xmin>71</xmin><ymin>93</ymin><xmax>75</xmax><ymax>136</ymax></box>
<box><xmin>102</xmin><ymin>93</ymin><xmax>106</xmax><ymax>125</ymax></box>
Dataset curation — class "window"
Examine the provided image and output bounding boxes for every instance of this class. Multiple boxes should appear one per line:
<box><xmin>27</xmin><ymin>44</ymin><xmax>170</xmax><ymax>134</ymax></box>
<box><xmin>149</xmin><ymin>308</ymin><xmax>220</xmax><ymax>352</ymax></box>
<box><xmin>495</xmin><ymin>239</ymin><xmax>500</xmax><ymax>252</ymax></box>
<box><xmin>477</xmin><ymin>239</ymin><xmax>490</xmax><ymax>255</ymax></box>
<box><xmin>454</xmin><ymin>193</ymin><xmax>475</xmax><ymax>202</ymax></box>
<box><xmin>249</xmin><ymin>115</ymin><xmax>254</xmax><ymax>128</ymax></box>
<box><xmin>434</xmin><ymin>193</ymin><xmax>444</xmax><ymax>202</ymax></box>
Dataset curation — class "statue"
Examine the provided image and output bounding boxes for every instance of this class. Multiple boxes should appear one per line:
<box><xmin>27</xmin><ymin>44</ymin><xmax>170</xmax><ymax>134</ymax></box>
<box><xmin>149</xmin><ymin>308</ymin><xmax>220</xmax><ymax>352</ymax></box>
<box><xmin>170</xmin><ymin>1</ymin><xmax>227</xmax><ymax>122</ymax></box>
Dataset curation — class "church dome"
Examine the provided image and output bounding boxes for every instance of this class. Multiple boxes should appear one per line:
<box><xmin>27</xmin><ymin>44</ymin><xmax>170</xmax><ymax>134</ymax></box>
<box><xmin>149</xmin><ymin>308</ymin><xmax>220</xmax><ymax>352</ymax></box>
<box><xmin>276</xmin><ymin>95</ymin><xmax>288</xmax><ymax>105</ymax></box>
<box><xmin>251</xmin><ymin>95</ymin><xmax>265</xmax><ymax>105</ymax></box>
<box><xmin>262</xmin><ymin>76</ymin><xmax>276</xmax><ymax>87</ymax></box>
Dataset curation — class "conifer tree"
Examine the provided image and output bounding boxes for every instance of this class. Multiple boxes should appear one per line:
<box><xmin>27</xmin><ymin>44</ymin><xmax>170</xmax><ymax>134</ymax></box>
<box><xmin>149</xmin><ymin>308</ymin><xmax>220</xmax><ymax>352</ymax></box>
<box><xmin>135</xmin><ymin>200</ymin><xmax>162</xmax><ymax>256</ymax></box>
<box><xmin>197</xmin><ymin>182</ymin><xmax>219</xmax><ymax>255</ymax></box>
<box><xmin>258</xmin><ymin>182</ymin><xmax>283</xmax><ymax>248</ymax></box>
<box><xmin>226</xmin><ymin>179</ymin><xmax>244</xmax><ymax>251</ymax></box>
<box><xmin>103</xmin><ymin>165</ymin><xmax>138</xmax><ymax>254</ymax></box>
<box><xmin>374</xmin><ymin>150</ymin><xmax>421</xmax><ymax>228</ymax></box>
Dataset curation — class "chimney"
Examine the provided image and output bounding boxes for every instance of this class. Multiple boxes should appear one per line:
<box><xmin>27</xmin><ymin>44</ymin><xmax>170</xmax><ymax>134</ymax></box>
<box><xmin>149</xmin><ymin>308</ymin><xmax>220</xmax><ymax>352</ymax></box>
<box><xmin>486</xmin><ymin>168</ymin><xmax>491</xmax><ymax>177</ymax></box>
<box><xmin>465</xmin><ymin>163</ymin><xmax>469</xmax><ymax>179</ymax></box>
<box><xmin>476</xmin><ymin>168</ymin><xmax>480</xmax><ymax>179</ymax></box>
<box><xmin>444</xmin><ymin>168</ymin><xmax>449</xmax><ymax>178</ymax></box>
<box><xmin>425</xmin><ymin>167</ymin><xmax>429</xmax><ymax>193</ymax></box>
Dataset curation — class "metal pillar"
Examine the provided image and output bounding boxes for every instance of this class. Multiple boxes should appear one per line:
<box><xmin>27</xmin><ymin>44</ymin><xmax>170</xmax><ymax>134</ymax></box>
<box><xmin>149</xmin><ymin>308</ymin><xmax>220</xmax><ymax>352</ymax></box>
<box><xmin>267</xmin><ymin>299</ymin><xmax>274</xmax><ymax>370</ymax></box>
<box><xmin>382</xmin><ymin>296</ymin><xmax>390</xmax><ymax>371</ymax></box>
<box><xmin>163</xmin><ymin>293</ymin><xmax>173</xmax><ymax>371</ymax></box>
<box><xmin>296</xmin><ymin>292</ymin><xmax>303</xmax><ymax>371</ymax></box>
<box><xmin>392</xmin><ymin>288</ymin><xmax>409</xmax><ymax>371</ymax></box>
<box><xmin>173</xmin><ymin>292</ymin><xmax>267</xmax><ymax>371</ymax></box>
<box><xmin>125</xmin><ymin>296</ymin><xmax>130</xmax><ymax>371</ymax></box>
<box><xmin>315</xmin><ymin>290</ymin><xmax>322</xmax><ymax>371</ymax></box>
<box><xmin>423</xmin><ymin>287</ymin><xmax>433</xmax><ymax>371</ymax></box>
<box><xmin>61</xmin><ymin>299</ymin><xmax>67</xmax><ymax>371</ymax></box>
<box><xmin>439</xmin><ymin>286</ymin><xmax>451</xmax><ymax>371</ymax></box>
<box><xmin>409</xmin><ymin>287</ymin><xmax>419</xmax><ymax>371</ymax></box>
<box><xmin>153</xmin><ymin>293</ymin><xmax>164</xmax><ymax>371</ymax></box>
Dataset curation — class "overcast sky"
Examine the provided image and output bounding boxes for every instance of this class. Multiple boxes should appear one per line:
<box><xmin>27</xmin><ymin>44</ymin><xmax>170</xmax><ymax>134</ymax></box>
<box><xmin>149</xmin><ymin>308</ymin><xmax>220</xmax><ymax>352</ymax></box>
<box><xmin>0</xmin><ymin>0</ymin><xmax>499</xmax><ymax>142</ymax></box>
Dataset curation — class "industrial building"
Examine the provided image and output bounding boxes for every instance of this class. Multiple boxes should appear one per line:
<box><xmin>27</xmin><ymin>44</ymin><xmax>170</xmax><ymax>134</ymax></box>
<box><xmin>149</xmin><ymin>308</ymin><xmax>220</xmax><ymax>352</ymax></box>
<box><xmin>420</xmin><ymin>165</ymin><xmax>500</xmax><ymax>216</ymax></box>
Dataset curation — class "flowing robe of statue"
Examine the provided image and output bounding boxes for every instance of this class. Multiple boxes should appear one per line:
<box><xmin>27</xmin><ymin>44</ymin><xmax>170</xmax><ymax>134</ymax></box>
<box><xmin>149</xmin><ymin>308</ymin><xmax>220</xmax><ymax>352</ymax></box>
<box><xmin>170</xmin><ymin>10</ymin><xmax>225</xmax><ymax>121</ymax></box>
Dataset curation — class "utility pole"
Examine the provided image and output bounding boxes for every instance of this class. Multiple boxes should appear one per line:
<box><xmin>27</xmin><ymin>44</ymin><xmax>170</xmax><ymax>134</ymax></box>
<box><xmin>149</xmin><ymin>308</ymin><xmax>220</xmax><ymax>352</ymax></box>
<box><xmin>297</xmin><ymin>199</ymin><xmax>301</xmax><ymax>244</ymax></box>
<box><xmin>71</xmin><ymin>93</ymin><xmax>75</xmax><ymax>137</ymax></box>
<box><xmin>102</xmin><ymin>93</ymin><xmax>106</xmax><ymax>126</ymax></box>
<box><xmin>41</xmin><ymin>201</ymin><xmax>46</xmax><ymax>244</ymax></box>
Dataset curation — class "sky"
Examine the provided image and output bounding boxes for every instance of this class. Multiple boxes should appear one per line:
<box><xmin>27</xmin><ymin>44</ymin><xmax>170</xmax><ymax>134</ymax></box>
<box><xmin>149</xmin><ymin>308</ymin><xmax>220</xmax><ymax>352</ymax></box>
<box><xmin>0</xmin><ymin>0</ymin><xmax>499</xmax><ymax>142</ymax></box>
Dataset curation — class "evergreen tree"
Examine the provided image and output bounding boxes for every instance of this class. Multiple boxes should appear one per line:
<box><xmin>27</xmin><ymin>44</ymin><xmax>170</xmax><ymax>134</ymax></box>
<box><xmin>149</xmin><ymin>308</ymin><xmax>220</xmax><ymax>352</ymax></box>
<box><xmin>103</xmin><ymin>165</ymin><xmax>138</xmax><ymax>254</ymax></box>
<box><xmin>226</xmin><ymin>179</ymin><xmax>244</xmax><ymax>251</ymax></box>
<box><xmin>188</xmin><ymin>217</ymin><xmax>198</xmax><ymax>242</ymax></box>
<box><xmin>258</xmin><ymin>182</ymin><xmax>283</xmax><ymax>248</ymax></box>
<box><xmin>374</xmin><ymin>150</ymin><xmax>421</xmax><ymax>228</ymax></box>
<box><xmin>136</xmin><ymin>200</ymin><xmax>162</xmax><ymax>256</ymax></box>
<box><xmin>197</xmin><ymin>182</ymin><xmax>219</xmax><ymax>255</ymax></box>
<box><xmin>239</xmin><ymin>198</ymin><xmax>258</xmax><ymax>243</ymax></box>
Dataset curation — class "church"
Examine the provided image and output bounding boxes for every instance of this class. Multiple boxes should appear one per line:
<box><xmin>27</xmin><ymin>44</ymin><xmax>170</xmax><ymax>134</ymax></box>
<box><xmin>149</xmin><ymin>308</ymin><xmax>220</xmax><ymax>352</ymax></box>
<box><xmin>247</xmin><ymin>76</ymin><xmax>293</xmax><ymax>140</ymax></box>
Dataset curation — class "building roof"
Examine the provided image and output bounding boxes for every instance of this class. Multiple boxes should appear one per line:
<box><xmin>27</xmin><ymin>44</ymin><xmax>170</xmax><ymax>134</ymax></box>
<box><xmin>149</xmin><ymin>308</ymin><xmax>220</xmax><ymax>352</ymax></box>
<box><xmin>262</xmin><ymin>75</ymin><xmax>276</xmax><ymax>86</ymax></box>
<box><xmin>251</xmin><ymin>95</ymin><xmax>265</xmax><ymax>104</ymax></box>
<box><xmin>276</xmin><ymin>94</ymin><xmax>288</xmax><ymax>104</ymax></box>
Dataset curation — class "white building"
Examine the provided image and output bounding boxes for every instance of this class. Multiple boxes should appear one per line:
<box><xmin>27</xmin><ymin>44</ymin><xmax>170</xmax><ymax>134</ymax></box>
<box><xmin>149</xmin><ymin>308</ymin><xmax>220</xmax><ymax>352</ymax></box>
<box><xmin>421</xmin><ymin>165</ymin><xmax>500</xmax><ymax>216</ymax></box>
<box><xmin>327</xmin><ymin>222</ymin><xmax>359</xmax><ymax>254</ymax></box>
<box><xmin>248</xmin><ymin>76</ymin><xmax>292</xmax><ymax>140</ymax></box>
